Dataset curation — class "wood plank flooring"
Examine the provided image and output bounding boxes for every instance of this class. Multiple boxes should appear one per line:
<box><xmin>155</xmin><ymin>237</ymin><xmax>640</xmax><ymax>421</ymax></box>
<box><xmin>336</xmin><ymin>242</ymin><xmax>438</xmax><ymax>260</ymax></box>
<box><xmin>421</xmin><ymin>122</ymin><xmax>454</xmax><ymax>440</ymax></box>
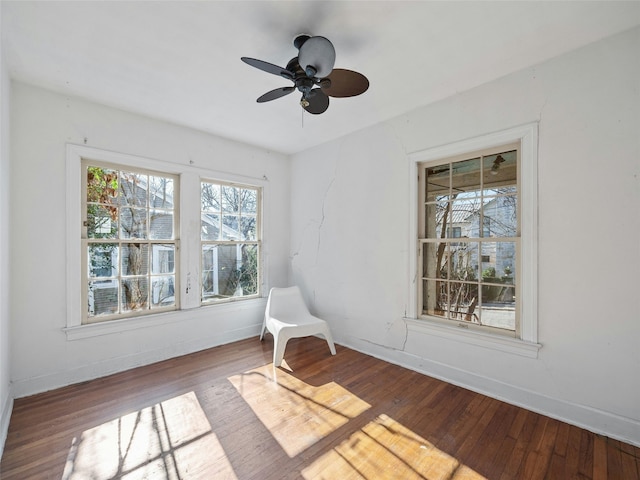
<box><xmin>1</xmin><ymin>337</ymin><xmax>638</xmax><ymax>479</ymax></box>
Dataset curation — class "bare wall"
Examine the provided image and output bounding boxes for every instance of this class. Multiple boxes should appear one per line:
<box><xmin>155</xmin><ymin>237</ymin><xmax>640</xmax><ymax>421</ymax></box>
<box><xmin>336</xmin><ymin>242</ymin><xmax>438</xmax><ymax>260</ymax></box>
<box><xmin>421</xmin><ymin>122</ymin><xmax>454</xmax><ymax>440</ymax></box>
<box><xmin>290</xmin><ymin>27</ymin><xmax>640</xmax><ymax>445</ymax></box>
<box><xmin>9</xmin><ymin>83</ymin><xmax>291</xmax><ymax>397</ymax></box>
<box><xmin>0</xmin><ymin>4</ymin><xmax>13</xmax><ymax>455</ymax></box>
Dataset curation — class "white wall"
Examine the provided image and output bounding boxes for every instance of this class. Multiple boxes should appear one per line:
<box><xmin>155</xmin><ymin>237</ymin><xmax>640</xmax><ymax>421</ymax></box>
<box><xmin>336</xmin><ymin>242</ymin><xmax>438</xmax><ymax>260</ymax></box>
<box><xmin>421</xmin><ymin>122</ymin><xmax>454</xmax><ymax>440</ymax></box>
<box><xmin>0</xmin><ymin>4</ymin><xmax>14</xmax><ymax>455</ymax></box>
<box><xmin>9</xmin><ymin>82</ymin><xmax>290</xmax><ymax>397</ymax></box>
<box><xmin>290</xmin><ymin>27</ymin><xmax>640</xmax><ymax>445</ymax></box>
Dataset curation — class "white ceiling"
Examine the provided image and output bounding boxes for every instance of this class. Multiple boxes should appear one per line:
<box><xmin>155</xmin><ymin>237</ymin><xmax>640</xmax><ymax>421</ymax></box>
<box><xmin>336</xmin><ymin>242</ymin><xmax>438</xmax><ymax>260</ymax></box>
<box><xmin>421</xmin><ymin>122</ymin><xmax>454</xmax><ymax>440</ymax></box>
<box><xmin>3</xmin><ymin>1</ymin><xmax>640</xmax><ymax>155</ymax></box>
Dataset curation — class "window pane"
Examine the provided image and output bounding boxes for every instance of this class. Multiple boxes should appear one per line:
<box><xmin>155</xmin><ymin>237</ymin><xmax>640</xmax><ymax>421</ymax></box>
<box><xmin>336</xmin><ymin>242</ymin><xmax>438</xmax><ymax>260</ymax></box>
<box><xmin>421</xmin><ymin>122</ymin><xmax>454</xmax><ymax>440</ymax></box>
<box><xmin>451</xmin><ymin>157</ymin><xmax>481</xmax><ymax>196</ymax></box>
<box><xmin>496</xmin><ymin>241</ymin><xmax>516</xmax><ymax>285</ymax></box>
<box><xmin>217</xmin><ymin>244</ymin><xmax>243</xmax><ymax>296</ymax></box>
<box><xmin>481</xmin><ymin>280</ymin><xmax>516</xmax><ymax>305</ymax></box>
<box><xmin>121</xmin><ymin>243</ymin><xmax>149</xmax><ymax>276</ymax></box>
<box><xmin>221</xmin><ymin>186</ymin><xmax>239</xmax><ymax>213</ymax></box>
<box><xmin>238</xmin><ymin>244</ymin><xmax>258</xmax><ymax>295</ymax></box>
<box><xmin>479</xmin><ymin>304</ymin><xmax>515</xmax><ymax>331</ymax></box>
<box><xmin>151</xmin><ymin>276</ymin><xmax>175</xmax><ymax>308</ymax></box>
<box><xmin>240</xmin><ymin>216</ymin><xmax>256</xmax><ymax>241</ymax></box>
<box><xmin>201</xmin><ymin>243</ymin><xmax>258</xmax><ymax>300</ymax></box>
<box><xmin>120</xmin><ymin>207</ymin><xmax>147</xmax><ymax>239</ymax></box>
<box><xmin>87</xmin><ymin>204</ymin><xmax>118</xmax><ymax>239</ymax></box>
<box><xmin>422</xmin><ymin>242</ymin><xmax>446</xmax><ymax>280</ymax></box>
<box><xmin>201</xmin><ymin>183</ymin><xmax>220</xmax><ymax>212</ymax></box>
<box><xmin>425</xmin><ymin>165</ymin><xmax>449</xmax><ymax>202</ymax></box>
<box><xmin>201</xmin><ymin>214</ymin><xmax>220</xmax><ymax>240</ymax></box>
<box><xmin>119</xmin><ymin>172</ymin><xmax>147</xmax><ymax>207</ymax></box>
<box><xmin>482</xmin><ymin>196</ymin><xmax>517</xmax><ymax>238</ymax></box>
<box><xmin>88</xmin><ymin>244</ymin><xmax>118</xmax><ymax>278</ymax></box>
<box><xmin>450</xmin><ymin>242</ymin><xmax>479</xmax><ymax>282</ymax></box>
<box><xmin>449</xmin><ymin>282</ymin><xmax>479</xmax><ymax>322</ymax></box>
<box><xmin>152</xmin><ymin>244</ymin><xmax>175</xmax><ymax>274</ymax></box>
<box><xmin>149</xmin><ymin>176</ymin><xmax>174</xmax><ymax>208</ymax></box>
<box><xmin>202</xmin><ymin>269</ymin><xmax>216</xmax><ymax>300</ymax></box>
<box><xmin>483</xmin><ymin>150</ymin><xmax>517</xmax><ymax>190</ymax></box>
<box><xmin>481</xmin><ymin>242</ymin><xmax>516</xmax><ymax>284</ymax></box>
<box><xmin>425</xmin><ymin>199</ymin><xmax>449</xmax><ymax>239</ymax></box>
<box><xmin>87</xmin><ymin>167</ymin><xmax>118</xmax><ymax>203</ymax></box>
<box><xmin>202</xmin><ymin>245</ymin><xmax>218</xmax><ymax>300</ymax></box>
<box><xmin>450</xmin><ymin>197</ymin><xmax>481</xmax><ymax>238</ymax></box>
<box><xmin>149</xmin><ymin>210</ymin><xmax>173</xmax><ymax>240</ymax></box>
<box><xmin>422</xmin><ymin>279</ymin><xmax>446</xmax><ymax>318</ymax></box>
<box><xmin>222</xmin><ymin>215</ymin><xmax>240</xmax><ymax>240</ymax></box>
<box><xmin>121</xmin><ymin>277</ymin><xmax>148</xmax><ymax>312</ymax></box>
<box><xmin>241</xmin><ymin>188</ymin><xmax>257</xmax><ymax>214</ymax></box>
<box><xmin>88</xmin><ymin>280</ymin><xmax>118</xmax><ymax>317</ymax></box>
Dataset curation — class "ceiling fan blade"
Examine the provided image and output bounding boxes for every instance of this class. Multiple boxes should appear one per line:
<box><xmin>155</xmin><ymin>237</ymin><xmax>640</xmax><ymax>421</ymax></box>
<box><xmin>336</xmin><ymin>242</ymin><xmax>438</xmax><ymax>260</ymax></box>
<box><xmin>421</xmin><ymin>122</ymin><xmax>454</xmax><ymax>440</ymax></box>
<box><xmin>321</xmin><ymin>69</ymin><xmax>369</xmax><ymax>98</ymax></box>
<box><xmin>303</xmin><ymin>89</ymin><xmax>329</xmax><ymax>115</ymax></box>
<box><xmin>241</xmin><ymin>57</ymin><xmax>294</xmax><ymax>80</ymax></box>
<box><xmin>256</xmin><ymin>86</ymin><xmax>295</xmax><ymax>103</ymax></box>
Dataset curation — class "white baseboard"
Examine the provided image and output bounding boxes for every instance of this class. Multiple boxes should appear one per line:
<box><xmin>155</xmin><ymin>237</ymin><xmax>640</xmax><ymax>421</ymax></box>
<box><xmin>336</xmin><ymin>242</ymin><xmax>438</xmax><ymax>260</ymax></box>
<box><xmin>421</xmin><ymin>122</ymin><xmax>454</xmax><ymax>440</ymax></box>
<box><xmin>0</xmin><ymin>386</ymin><xmax>14</xmax><ymax>458</ymax></box>
<box><xmin>11</xmin><ymin>324</ymin><xmax>262</xmax><ymax>399</ymax></box>
<box><xmin>340</xmin><ymin>335</ymin><xmax>640</xmax><ymax>448</ymax></box>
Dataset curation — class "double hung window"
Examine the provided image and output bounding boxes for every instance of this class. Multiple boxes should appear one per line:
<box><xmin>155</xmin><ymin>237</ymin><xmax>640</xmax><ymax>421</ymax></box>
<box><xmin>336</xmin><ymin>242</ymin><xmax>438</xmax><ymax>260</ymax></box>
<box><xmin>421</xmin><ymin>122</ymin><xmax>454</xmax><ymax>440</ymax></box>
<box><xmin>418</xmin><ymin>144</ymin><xmax>520</xmax><ymax>336</ymax></box>
<box><xmin>82</xmin><ymin>161</ymin><xmax>178</xmax><ymax>324</ymax></box>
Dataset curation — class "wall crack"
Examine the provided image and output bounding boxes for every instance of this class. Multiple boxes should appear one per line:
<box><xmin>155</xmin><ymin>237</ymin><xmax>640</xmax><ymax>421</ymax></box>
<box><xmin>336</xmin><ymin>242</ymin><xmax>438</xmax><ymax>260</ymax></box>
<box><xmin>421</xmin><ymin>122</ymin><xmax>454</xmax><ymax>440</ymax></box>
<box><xmin>316</xmin><ymin>163</ymin><xmax>338</xmax><ymax>264</ymax></box>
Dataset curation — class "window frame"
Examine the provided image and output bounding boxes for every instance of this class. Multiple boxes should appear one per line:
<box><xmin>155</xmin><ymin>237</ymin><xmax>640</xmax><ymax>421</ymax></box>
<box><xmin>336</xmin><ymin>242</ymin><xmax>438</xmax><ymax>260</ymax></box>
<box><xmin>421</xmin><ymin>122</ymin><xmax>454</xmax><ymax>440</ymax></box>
<box><xmin>418</xmin><ymin>143</ymin><xmax>520</xmax><ymax>338</ymax></box>
<box><xmin>406</xmin><ymin>123</ymin><xmax>540</xmax><ymax>357</ymax></box>
<box><xmin>200</xmin><ymin>178</ymin><xmax>262</xmax><ymax>305</ymax></box>
<box><xmin>81</xmin><ymin>159</ymin><xmax>180</xmax><ymax>324</ymax></box>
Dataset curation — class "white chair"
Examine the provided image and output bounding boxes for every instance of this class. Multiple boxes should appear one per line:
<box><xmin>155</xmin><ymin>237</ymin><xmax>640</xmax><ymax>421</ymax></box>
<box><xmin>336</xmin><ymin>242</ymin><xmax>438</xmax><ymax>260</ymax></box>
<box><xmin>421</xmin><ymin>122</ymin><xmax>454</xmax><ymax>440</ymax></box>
<box><xmin>260</xmin><ymin>286</ymin><xmax>336</xmax><ymax>367</ymax></box>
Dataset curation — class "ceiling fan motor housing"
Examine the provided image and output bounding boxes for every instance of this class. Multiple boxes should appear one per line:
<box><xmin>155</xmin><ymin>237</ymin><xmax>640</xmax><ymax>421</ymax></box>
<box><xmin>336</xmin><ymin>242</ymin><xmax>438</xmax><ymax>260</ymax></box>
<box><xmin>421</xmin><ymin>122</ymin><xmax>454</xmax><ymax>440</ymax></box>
<box><xmin>297</xmin><ymin>36</ymin><xmax>336</xmax><ymax>79</ymax></box>
<box><xmin>295</xmin><ymin>76</ymin><xmax>314</xmax><ymax>95</ymax></box>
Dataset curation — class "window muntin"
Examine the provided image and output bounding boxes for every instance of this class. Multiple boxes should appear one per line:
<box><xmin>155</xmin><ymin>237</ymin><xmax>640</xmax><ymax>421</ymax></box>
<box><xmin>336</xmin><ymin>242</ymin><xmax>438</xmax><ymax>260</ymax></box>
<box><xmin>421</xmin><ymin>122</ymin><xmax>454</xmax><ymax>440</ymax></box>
<box><xmin>201</xmin><ymin>180</ymin><xmax>261</xmax><ymax>303</ymax></box>
<box><xmin>83</xmin><ymin>162</ymin><xmax>178</xmax><ymax>323</ymax></box>
<box><xmin>419</xmin><ymin>146</ymin><xmax>519</xmax><ymax>335</ymax></box>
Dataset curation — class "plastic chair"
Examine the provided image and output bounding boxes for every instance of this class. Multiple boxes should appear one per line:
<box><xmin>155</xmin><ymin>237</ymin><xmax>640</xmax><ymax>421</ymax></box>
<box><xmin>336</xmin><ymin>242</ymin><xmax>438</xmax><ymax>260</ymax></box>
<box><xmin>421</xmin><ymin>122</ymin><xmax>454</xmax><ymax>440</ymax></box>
<box><xmin>260</xmin><ymin>286</ymin><xmax>336</xmax><ymax>367</ymax></box>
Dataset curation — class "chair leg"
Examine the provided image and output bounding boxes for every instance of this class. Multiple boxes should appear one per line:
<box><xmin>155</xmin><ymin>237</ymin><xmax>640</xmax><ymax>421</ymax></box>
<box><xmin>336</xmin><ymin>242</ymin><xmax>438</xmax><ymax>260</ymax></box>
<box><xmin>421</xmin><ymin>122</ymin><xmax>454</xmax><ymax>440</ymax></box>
<box><xmin>259</xmin><ymin>316</ymin><xmax>267</xmax><ymax>341</ymax></box>
<box><xmin>323</xmin><ymin>328</ymin><xmax>337</xmax><ymax>356</ymax></box>
<box><xmin>273</xmin><ymin>333</ymin><xmax>289</xmax><ymax>367</ymax></box>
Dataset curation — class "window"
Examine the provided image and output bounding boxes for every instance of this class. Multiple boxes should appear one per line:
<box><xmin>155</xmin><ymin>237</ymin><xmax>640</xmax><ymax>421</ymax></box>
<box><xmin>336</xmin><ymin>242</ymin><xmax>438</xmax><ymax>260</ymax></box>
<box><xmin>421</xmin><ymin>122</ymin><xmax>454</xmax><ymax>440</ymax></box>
<box><xmin>201</xmin><ymin>180</ymin><xmax>261</xmax><ymax>303</ymax></box>
<box><xmin>82</xmin><ymin>161</ymin><xmax>178</xmax><ymax>323</ymax></box>
<box><xmin>407</xmin><ymin>123</ymin><xmax>539</xmax><ymax>357</ymax></box>
<box><xmin>67</xmin><ymin>145</ymin><xmax>269</xmax><ymax>338</ymax></box>
<box><xmin>447</xmin><ymin>226</ymin><xmax>462</xmax><ymax>238</ymax></box>
<box><xmin>419</xmin><ymin>145</ymin><xmax>519</xmax><ymax>335</ymax></box>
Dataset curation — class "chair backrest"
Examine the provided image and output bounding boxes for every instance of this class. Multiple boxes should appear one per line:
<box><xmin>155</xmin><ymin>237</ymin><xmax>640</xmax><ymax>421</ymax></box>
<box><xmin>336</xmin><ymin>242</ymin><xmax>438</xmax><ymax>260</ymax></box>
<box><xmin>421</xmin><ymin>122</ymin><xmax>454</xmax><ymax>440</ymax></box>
<box><xmin>266</xmin><ymin>286</ymin><xmax>311</xmax><ymax>320</ymax></box>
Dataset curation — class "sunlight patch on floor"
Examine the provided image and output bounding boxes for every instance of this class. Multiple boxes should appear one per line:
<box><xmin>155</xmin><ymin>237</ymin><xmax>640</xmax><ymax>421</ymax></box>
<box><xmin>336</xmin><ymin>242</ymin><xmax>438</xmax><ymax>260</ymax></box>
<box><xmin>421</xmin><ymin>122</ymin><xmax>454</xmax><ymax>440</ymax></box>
<box><xmin>61</xmin><ymin>391</ymin><xmax>237</xmax><ymax>480</ymax></box>
<box><xmin>302</xmin><ymin>414</ymin><xmax>487</xmax><ymax>480</ymax></box>
<box><xmin>228</xmin><ymin>364</ymin><xmax>371</xmax><ymax>457</ymax></box>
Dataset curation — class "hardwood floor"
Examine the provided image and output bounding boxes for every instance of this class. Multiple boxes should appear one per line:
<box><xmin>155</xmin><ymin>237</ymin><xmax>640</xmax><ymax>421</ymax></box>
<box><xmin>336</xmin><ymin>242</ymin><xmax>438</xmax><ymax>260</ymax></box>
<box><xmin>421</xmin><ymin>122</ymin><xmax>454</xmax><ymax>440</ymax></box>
<box><xmin>1</xmin><ymin>337</ymin><xmax>638</xmax><ymax>479</ymax></box>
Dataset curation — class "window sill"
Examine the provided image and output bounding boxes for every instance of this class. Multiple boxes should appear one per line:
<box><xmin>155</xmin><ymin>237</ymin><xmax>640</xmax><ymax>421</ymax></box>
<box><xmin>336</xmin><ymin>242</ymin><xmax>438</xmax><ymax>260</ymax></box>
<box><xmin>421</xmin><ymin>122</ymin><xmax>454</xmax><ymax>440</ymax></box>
<box><xmin>64</xmin><ymin>297</ymin><xmax>267</xmax><ymax>340</ymax></box>
<box><xmin>403</xmin><ymin>317</ymin><xmax>541</xmax><ymax>358</ymax></box>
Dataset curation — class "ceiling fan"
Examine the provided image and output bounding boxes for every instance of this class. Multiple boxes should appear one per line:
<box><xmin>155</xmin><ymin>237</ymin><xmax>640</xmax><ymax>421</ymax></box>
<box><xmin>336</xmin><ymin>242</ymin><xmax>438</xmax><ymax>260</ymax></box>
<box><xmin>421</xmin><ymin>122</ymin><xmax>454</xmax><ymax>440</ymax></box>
<box><xmin>241</xmin><ymin>35</ymin><xmax>369</xmax><ymax>115</ymax></box>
